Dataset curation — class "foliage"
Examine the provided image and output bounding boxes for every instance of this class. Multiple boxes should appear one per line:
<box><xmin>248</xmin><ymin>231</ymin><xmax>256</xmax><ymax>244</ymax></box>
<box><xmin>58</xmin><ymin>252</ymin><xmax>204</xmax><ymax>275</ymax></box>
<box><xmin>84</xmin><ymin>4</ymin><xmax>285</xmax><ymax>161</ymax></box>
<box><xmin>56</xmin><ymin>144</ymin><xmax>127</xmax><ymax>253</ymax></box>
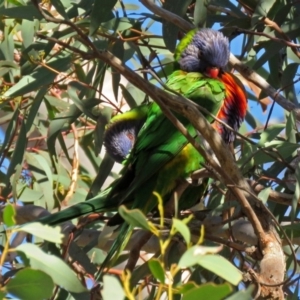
<box><xmin>0</xmin><ymin>0</ymin><xmax>299</xmax><ymax>299</ymax></box>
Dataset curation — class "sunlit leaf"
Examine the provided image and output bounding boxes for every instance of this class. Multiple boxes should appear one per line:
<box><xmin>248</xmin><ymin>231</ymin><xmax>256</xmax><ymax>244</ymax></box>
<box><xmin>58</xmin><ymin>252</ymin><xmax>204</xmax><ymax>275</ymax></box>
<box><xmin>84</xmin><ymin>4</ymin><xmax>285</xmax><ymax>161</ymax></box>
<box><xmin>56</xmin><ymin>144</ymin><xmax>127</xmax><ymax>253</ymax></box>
<box><xmin>148</xmin><ymin>258</ymin><xmax>165</xmax><ymax>283</ymax></box>
<box><xmin>16</xmin><ymin>243</ymin><xmax>87</xmax><ymax>293</ymax></box>
<box><xmin>118</xmin><ymin>205</ymin><xmax>150</xmax><ymax>231</ymax></box>
<box><xmin>102</xmin><ymin>275</ymin><xmax>125</xmax><ymax>300</ymax></box>
<box><xmin>182</xmin><ymin>283</ymin><xmax>232</xmax><ymax>300</ymax></box>
<box><xmin>6</xmin><ymin>268</ymin><xmax>54</xmax><ymax>300</ymax></box>
<box><xmin>172</xmin><ymin>218</ymin><xmax>190</xmax><ymax>245</ymax></box>
<box><xmin>179</xmin><ymin>248</ymin><xmax>242</xmax><ymax>285</ymax></box>
<box><xmin>16</xmin><ymin>222</ymin><xmax>63</xmax><ymax>244</ymax></box>
<box><xmin>3</xmin><ymin>204</ymin><xmax>16</xmax><ymax>227</ymax></box>
<box><xmin>226</xmin><ymin>285</ymin><xmax>255</xmax><ymax>300</ymax></box>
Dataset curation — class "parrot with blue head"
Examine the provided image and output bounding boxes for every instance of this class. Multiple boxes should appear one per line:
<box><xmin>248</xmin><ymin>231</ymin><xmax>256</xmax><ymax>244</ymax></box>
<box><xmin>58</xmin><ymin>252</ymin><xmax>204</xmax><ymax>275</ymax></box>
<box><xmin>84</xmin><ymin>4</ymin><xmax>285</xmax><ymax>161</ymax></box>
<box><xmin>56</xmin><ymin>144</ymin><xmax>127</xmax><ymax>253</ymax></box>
<box><xmin>104</xmin><ymin>29</ymin><xmax>245</xmax><ymax>165</ymax></box>
<box><xmin>38</xmin><ymin>29</ymin><xmax>247</xmax><ymax>265</ymax></box>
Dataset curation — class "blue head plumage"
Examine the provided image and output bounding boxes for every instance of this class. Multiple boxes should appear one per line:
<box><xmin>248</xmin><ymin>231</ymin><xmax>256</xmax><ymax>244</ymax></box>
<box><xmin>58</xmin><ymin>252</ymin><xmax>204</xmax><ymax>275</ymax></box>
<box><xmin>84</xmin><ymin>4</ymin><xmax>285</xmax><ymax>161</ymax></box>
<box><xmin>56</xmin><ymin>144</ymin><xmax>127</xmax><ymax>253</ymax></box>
<box><xmin>176</xmin><ymin>29</ymin><xmax>230</xmax><ymax>77</ymax></box>
<box><xmin>104</xmin><ymin>119</ymin><xmax>143</xmax><ymax>163</ymax></box>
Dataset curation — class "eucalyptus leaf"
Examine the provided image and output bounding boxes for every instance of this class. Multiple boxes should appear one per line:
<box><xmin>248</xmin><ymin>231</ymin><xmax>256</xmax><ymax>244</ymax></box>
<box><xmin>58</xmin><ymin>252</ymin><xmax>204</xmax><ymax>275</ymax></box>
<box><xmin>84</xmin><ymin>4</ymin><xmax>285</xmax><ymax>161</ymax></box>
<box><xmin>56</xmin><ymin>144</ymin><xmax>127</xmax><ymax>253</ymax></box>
<box><xmin>118</xmin><ymin>205</ymin><xmax>150</xmax><ymax>231</ymax></box>
<box><xmin>16</xmin><ymin>243</ymin><xmax>87</xmax><ymax>293</ymax></box>
<box><xmin>16</xmin><ymin>222</ymin><xmax>63</xmax><ymax>244</ymax></box>
<box><xmin>6</xmin><ymin>268</ymin><xmax>54</xmax><ymax>300</ymax></box>
<box><xmin>102</xmin><ymin>275</ymin><xmax>125</xmax><ymax>300</ymax></box>
<box><xmin>3</xmin><ymin>204</ymin><xmax>16</xmax><ymax>227</ymax></box>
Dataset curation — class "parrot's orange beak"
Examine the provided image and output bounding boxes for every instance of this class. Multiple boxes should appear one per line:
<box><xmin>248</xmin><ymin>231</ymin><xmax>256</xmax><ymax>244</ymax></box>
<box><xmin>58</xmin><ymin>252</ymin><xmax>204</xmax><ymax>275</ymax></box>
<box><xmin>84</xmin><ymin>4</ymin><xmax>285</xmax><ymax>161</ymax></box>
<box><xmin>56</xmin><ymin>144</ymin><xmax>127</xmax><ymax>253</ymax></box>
<box><xmin>206</xmin><ymin>67</ymin><xmax>219</xmax><ymax>78</ymax></box>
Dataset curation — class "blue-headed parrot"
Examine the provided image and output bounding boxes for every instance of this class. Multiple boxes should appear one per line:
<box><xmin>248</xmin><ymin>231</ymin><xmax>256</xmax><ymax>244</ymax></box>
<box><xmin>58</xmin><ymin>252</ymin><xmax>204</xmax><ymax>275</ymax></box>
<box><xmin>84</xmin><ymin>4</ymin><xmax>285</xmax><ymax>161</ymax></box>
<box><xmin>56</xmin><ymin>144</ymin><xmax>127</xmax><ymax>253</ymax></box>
<box><xmin>39</xmin><ymin>29</ymin><xmax>248</xmax><ymax>263</ymax></box>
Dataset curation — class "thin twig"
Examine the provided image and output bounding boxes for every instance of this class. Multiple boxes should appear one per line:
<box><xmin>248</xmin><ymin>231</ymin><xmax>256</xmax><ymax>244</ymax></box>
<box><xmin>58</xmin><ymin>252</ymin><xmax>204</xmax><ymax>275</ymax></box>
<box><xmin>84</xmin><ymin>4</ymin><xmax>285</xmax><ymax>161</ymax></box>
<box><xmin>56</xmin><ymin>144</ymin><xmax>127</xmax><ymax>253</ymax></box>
<box><xmin>62</xmin><ymin>123</ymin><xmax>79</xmax><ymax>206</ymax></box>
<box><xmin>233</xmin><ymin>27</ymin><xmax>300</xmax><ymax>50</ymax></box>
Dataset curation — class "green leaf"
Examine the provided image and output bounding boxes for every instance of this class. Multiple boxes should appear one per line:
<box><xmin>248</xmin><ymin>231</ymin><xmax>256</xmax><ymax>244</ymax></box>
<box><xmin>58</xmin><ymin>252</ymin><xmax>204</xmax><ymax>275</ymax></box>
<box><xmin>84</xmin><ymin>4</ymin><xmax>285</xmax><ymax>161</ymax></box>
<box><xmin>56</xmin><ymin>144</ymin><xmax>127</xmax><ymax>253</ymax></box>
<box><xmin>89</xmin><ymin>0</ymin><xmax>117</xmax><ymax>35</ymax></box>
<box><xmin>25</xmin><ymin>152</ymin><xmax>55</xmax><ymax>210</ymax></box>
<box><xmin>291</xmin><ymin>164</ymin><xmax>300</xmax><ymax>222</ymax></box>
<box><xmin>254</xmin><ymin>141</ymin><xmax>299</xmax><ymax>164</ymax></box>
<box><xmin>6</xmin><ymin>268</ymin><xmax>54</xmax><ymax>300</ymax></box>
<box><xmin>286</xmin><ymin>111</ymin><xmax>297</xmax><ymax>143</ymax></box>
<box><xmin>21</xmin><ymin>20</ymin><xmax>35</xmax><ymax>49</ymax></box>
<box><xmin>0</xmin><ymin>108</ymin><xmax>19</xmax><ymax>160</ymax></box>
<box><xmin>172</xmin><ymin>218</ymin><xmax>190</xmax><ymax>245</ymax></box>
<box><xmin>6</xmin><ymin>120</ymin><xmax>27</xmax><ymax>185</ymax></box>
<box><xmin>118</xmin><ymin>205</ymin><xmax>150</xmax><ymax>230</ymax></box>
<box><xmin>87</xmin><ymin>152</ymin><xmax>114</xmax><ymax>198</ymax></box>
<box><xmin>258</xmin><ymin>187</ymin><xmax>271</xmax><ymax>204</ymax></box>
<box><xmin>0</xmin><ymin>5</ymin><xmax>43</xmax><ymax>20</ymax></box>
<box><xmin>102</xmin><ymin>17</ymin><xmax>133</xmax><ymax>32</ymax></box>
<box><xmin>148</xmin><ymin>259</ymin><xmax>165</xmax><ymax>283</ymax></box>
<box><xmin>178</xmin><ymin>245</ymin><xmax>222</xmax><ymax>268</ymax></box>
<box><xmin>226</xmin><ymin>285</ymin><xmax>255</xmax><ymax>300</ymax></box>
<box><xmin>47</xmin><ymin>103</ymin><xmax>81</xmax><ymax>161</ymax></box>
<box><xmin>245</xmin><ymin>111</ymin><xmax>258</xmax><ymax>129</ymax></box>
<box><xmin>179</xmin><ymin>248</ymin><xmax>242</xmax><ymax>285</ymax></box>
<box><xmin>16</xmin><ymin>222</ymin><xmax>63</xmax><ymax>244</ymax></box>
<box><xmin>124</xmin><ymin>83</ymin><xmax>146</xmax><ymax>106</ymax></box>
<box><xmin>102</xmin><ymin>275</ymin><xmax>125</xmax><ymax>300</ymax></box>
<box><xmin>198</xmin><ymin>255</ymin><xmax>242</xmax><ymax>285</ymax></box>
<box><xmin>281</xmin><ymin>63</ymin><xmax>298</xmax><ymax>87</ymax></box>
<box><xmin>16</xmin><ymin>243</ymin><xmax>87</xmax><ymax>293</ymax></box>
<box><xmin>257</xmin><ymin>124</ymin><xmax>285</xmax><ymax>146</ymax></box>
<box><xmin>252</xmin><ymin>0</ymin><xmax>276</xmax><ymax>25</ymax></box>
<box><xmin>176</xmin><ymin>282</ymin><xmax>198</xmax><ymax>294</ymax></box>
<box><xmin>111</xmin><ymin>40</ymin><xmax>124</xmax><ymax>101</ymax></box>
<box><xmin>162</xmin><ymin>0</ymin><xmax>193</xmax><ymax>52</ymax></box>
<box><xmin>94</xmin><ymin>106</ymin><xmax>113</xmax><ymax>155</ymax></box>
<box><xmin>3</xmin><ymin>55</ymin><xmax>72</xmax><ymax>98</ymax></box>
<box><xmin>182</xmin><ymin>283</ymin><xmax>232</xmax><ymax>300</ymax></box>
<box><xmin>120</xmin><ymin>83</ymin><xmax>138</xmax><ymax>108</ymax></box>
<box><xmin>3</xmin><ymin>204</ymin><xmax>16</xmax><ymax>227</ymax></box>
<box><xmin>25</xmin><ymin>87</ymin><xmax>48</xmax><ymax>133</ymax></box>
<box><xmin>51</xmin><ymin>0</ymin><xmax>69</xmax><ymax>20</ymax></box>
<box><xmin>194</xmin><ymin>0</ymin><xmax>207</xmax><ymax>27</ymax></box>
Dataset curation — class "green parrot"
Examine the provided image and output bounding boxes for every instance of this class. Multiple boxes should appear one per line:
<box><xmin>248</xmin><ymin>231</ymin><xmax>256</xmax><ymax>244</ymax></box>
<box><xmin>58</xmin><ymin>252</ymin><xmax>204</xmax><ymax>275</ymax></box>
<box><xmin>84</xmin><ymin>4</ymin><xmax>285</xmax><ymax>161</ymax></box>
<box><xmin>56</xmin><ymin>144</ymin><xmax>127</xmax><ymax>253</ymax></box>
<box><xmin>38</xmin><ymin>28</ymin><xmax>247</xmax><ymax>267</ymax></box>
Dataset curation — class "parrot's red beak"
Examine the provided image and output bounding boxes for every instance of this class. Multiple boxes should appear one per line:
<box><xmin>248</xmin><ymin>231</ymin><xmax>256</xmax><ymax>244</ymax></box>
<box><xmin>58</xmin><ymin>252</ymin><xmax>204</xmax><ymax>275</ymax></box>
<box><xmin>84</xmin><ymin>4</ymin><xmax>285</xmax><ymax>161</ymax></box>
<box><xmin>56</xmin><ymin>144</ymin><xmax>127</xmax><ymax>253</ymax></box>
<box><xmin>206</xmin><ymin>67</ymin><xmax>219</xmax><ymax>78</ymax></box>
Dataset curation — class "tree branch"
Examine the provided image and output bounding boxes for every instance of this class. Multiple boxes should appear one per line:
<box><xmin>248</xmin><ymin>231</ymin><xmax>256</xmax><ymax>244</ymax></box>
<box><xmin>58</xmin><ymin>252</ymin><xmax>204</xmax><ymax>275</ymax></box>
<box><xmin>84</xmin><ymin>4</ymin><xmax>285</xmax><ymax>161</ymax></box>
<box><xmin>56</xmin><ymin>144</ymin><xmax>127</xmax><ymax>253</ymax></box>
<box><xmin>140</xmin><ymin>0</ymin><xmax>300</xmax><ymax>122</ymax></box>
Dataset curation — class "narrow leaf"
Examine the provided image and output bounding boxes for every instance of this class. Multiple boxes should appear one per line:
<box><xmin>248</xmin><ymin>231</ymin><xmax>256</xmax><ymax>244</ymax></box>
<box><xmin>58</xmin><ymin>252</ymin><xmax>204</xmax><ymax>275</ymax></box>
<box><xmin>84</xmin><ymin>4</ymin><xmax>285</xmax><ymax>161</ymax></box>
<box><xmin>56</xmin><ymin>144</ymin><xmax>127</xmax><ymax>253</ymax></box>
<box><xmin>118</xmin><ymin>205</ymin><xmax>150</xmax><ymax>230</ymax></box>
<box><xmin>172</xmin><ymin>218</ymin><xmax>190</xmax><ymax>245</ymax></box>
<box><xmin>89</xmin><ymin>0</ymin><xmax>117</xmax><ymax>35</ymax></box>
<box><xmin>148</xmin><ymin>259</ymin><xmax>165</xmax><ymax>283</ymax></box>
<box><xmin>3</xmin><ymin>204</ymin><xmax>16</xmax><ymax>227</ymax></box>
<box><xmin>16</xmin><ymin>222</ymin><xmax>63</xmax><ymax>244</ymax></box>
<box><xmin>102</xmin><ymin>275</ymin><xmax>125</xmax><ymax>300</ymax></box>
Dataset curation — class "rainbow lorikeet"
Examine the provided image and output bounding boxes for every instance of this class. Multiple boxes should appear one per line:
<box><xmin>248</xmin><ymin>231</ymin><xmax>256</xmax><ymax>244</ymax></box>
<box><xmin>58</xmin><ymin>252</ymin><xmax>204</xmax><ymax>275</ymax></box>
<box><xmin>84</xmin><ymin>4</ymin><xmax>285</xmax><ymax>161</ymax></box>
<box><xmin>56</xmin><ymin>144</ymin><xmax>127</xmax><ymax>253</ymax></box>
<box><xmin>39</xmin><ymin>28</ymin><xmax>247</xmax><ymax>237</ymax></box>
